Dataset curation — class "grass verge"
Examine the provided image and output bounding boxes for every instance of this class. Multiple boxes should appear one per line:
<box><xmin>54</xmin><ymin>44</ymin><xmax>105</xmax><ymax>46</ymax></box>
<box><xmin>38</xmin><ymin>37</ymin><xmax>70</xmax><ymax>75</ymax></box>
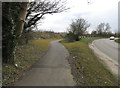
<box><xmin>115</xmin><ymin>39</ymin><xmax>120</xmax><ymax>43</ymax></box>
<box><xmin>60</xmin><ymin>37</ymin><xmax>118</xmax><ymax>86</ymax></box>
<box><xmin>3</xmin><ymin>39</ymin><xmax>55</xmax><ymax>86</ymax></box>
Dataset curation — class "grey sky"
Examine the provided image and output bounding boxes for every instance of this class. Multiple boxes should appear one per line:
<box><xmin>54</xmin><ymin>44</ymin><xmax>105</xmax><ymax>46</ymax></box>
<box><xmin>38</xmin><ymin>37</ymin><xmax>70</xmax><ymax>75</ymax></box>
<box><xmin>38</xmin><ymin>0</ymin><xmax>119</xmax><ymax>33</ymax></box>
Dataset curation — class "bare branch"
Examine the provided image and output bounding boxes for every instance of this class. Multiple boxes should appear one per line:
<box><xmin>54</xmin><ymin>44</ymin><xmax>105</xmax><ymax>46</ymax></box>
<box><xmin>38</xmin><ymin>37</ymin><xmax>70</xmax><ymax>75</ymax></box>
<box><xmin>24</xmin><ymin>0</ymin><xmax>69</xmax><ymax>30</ymax></box>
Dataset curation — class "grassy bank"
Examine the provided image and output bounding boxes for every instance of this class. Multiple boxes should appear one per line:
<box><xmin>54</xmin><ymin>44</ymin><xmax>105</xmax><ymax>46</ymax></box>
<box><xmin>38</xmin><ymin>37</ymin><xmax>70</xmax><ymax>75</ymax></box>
<box><xmin>3</xmin><ymin>39</ymin><xmax>55</xmax><ymax>86</ymax></box>
<box><xmin>115</xmin><ymin>39</ymin><xmax>120</xmax><ymax>43</ymax></box>
<box><xmin>61</xmin><ymin>37</ymin><xmax>118</xmax><ymax>86</ymax></box>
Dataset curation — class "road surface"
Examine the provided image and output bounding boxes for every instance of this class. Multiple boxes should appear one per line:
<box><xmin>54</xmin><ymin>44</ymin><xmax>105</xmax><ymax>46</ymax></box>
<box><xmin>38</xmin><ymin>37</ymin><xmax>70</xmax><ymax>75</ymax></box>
<box><xmin>15</xmin><ymin>40</ymin><xmax>75</xmax><ymax>86</ymax></box>
<box><xmin>93</xmin><ymin>39</ymin><xmax>119</xmax><ymax>63</ymax></box>
<box><xmin>89</xmin><ymin>38</ymin><xmax>119</xmax><ymax>77</ymax></box>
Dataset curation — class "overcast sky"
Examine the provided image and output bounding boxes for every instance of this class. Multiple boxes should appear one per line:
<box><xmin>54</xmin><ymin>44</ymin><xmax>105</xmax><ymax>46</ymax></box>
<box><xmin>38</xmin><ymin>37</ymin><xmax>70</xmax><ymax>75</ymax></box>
<box><xmin>37</xmin><ymin>0</ymin><xmax>119</xmax><ymax>33</ymax></box>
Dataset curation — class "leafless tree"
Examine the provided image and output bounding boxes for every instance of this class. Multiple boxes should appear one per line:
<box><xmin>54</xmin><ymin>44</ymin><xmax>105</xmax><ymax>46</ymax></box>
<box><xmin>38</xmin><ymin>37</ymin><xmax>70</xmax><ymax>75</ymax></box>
<box><xmin>96</xmin><ymin>23</ymin><xmax>111</xmax><ymax>37</ymax></box>
<box><xmin>105</xmin><ymin>23</ymin><xmax>111</xmax><ymax>33</ymax></box>
<box><xmin>24</xmin><ymin>0</ymin><xmax>69</xmax><ymax>30</ymax></box>
<box><xmin>16</xmin><ymin>2</ymin><xmax>29</xmax><ymax>37</ymax></box>
<box><xmin>67</xmin><ymin>18</ymin><xmax>90</xmax><ymax>41</ymax></box>
<box><xmin>97</xmin><ymin>23</ymin><xmax>105</xmax><ymax>35</ymax></box>
<box><xmin>22</xmin><ymin>0</ymin><xmax>69</xmax><ymax>44</ymax></box>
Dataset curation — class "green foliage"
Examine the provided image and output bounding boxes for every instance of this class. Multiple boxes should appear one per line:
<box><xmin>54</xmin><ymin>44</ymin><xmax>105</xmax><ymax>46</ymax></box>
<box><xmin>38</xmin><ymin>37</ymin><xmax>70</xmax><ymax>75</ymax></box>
<box><xmin>80</xmin><ymin>37</ymin><xmax>102</xmax><ymax>44</ymax></box>
<box><xmin>2</xmin><ymin>2</ymin><xmax>22</xmax><ymax>63</ymax></box>
<box><xmin>115</xmin><ymin>39</ymin><xmax>120</xmax><ymax>43</ymax></box>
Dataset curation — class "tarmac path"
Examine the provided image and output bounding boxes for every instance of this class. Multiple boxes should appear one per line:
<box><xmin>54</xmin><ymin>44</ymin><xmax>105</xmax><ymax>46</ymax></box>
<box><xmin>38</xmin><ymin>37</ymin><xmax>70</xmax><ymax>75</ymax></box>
<box><xmin>15</xmin><ymin>40</ymin><xmax>75</xmax><ymax>86</ymax></box>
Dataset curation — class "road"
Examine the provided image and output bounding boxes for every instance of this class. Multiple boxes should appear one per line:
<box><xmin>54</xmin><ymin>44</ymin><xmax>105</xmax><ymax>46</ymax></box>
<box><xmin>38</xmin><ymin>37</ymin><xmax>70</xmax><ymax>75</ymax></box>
<box><xmin>93</xmin><ymin>39</ymin><xmax>119</xmax><ymax>63</ymax></box>
<box><xmin>90</xmin><ymin>38</ymin><xmax>119</xmax><ymax>77</ymax></box>
<box><xmin>15</xmin><ymin>40</ymin><xmax>75</xmax><ymax>86</ymax></box>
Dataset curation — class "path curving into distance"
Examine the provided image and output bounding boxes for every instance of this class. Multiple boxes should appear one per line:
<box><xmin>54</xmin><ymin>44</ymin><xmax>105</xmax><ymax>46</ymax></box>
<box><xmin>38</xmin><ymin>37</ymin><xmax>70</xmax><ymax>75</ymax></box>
<box><xmin>15</xmin><ymin>40</ymin><xmax>75</xmax><ymax>86</ymax></box>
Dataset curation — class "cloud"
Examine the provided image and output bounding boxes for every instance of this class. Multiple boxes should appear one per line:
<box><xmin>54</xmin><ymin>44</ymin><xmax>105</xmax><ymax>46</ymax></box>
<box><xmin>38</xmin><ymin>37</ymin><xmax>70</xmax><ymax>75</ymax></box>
<box><xmin>38</xmin><ymin>0</ymin><xmax>119</xmax><ymax>32</ymax></box>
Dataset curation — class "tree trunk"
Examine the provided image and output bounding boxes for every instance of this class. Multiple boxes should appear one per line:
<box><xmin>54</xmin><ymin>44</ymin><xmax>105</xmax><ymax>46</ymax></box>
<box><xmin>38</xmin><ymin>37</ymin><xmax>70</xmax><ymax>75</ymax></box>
<box><xmin>15</xmin><ymin>2</ymin><xmax>28</xmax><ymax>37</ymax></box>
<box><xmin>2</xmin><ymin>2</ymin><xmax>16</xmax><ymax>64</ymax></box>
<box><xmin>3</xmin><ymin>2</ymin><xmax>28</xmax><ymax>64</ymax></box>
<box><xmin>10</xmin><ymin>2</ymin><xmax>29</xmax><ymax>64</ymax></box>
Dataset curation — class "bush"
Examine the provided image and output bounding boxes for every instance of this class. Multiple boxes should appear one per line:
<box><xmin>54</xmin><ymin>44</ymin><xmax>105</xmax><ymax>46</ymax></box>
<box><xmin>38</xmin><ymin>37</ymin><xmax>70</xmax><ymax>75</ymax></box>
<box><xmin>65</xmin><ymin>31</ymin><xmax>75</xmax><ymax>42</ymax></box>
<box><xmin>65</xmin><ymin>18</ymin><xmax>90</xmax><ymax>41</ymax></box>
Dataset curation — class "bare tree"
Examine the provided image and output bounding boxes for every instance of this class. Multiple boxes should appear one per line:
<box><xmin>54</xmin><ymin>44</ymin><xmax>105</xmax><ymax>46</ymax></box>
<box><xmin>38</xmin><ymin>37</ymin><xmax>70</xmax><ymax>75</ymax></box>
<box><xmin>24</xmin><ymin>0</ymin><xmax>69</xmax><ymax>30</ymax></box>
<box><xmin>97</xmin><ymin>23</ymin><xmax>105</xmax><ymax>35</ymax></box>
<box><xmin>105</xmin><ymin>23</ymin><xmax>111</xmax><ymax>33</ymax></box>
<box><xmin>67</xmin><ymin>18</ymin><xmax>90</xmax><ymax>41</ymax></box>
<box><xmin>16</xmin><ymin>2</ymin><xmax>28</xmax><ymax>37</ymax></box>
<box><xmin>91</xmin><ymin>30</ymin><xmax>97</xmax><ymax>35</ymax></box>
<box><xmin>96</xmin><ymin>23</ymin><xmax>111</xmax><ymax>37</ymax></box>
<box><xmin>21</xmin><ymin>0</ymin><xmax>69</xmax><ymax>44</ymax></box>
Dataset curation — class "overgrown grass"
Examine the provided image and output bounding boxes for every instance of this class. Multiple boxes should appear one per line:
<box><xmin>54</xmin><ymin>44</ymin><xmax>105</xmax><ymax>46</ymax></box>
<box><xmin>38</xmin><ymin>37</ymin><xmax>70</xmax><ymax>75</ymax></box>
<box><xmin>115</xmin><ymin>39</ymin><xmax>120</xmax><ymax>43</ymax></box>
<box><xmin>3</xmin><ymin>39</ymin><xmax>55</xmax><ymax>86</ymax></box>
<box><xmin>61</xmin><ymin>37</ymin><xmax>118</xmax><ymax>86</ymax></box>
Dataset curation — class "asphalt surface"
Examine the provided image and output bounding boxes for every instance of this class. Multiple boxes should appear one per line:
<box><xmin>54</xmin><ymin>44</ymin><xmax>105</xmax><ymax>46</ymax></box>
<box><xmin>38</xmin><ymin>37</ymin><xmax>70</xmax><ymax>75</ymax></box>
<box><xmin>93</xmin><ymin>39</ymin><xmax>119</xmax><ymax>63</ymax></box>
<box><xmin>15</xmin><ymin>40</ymin><xmax>75</xmax><ymax>86</ymax></box>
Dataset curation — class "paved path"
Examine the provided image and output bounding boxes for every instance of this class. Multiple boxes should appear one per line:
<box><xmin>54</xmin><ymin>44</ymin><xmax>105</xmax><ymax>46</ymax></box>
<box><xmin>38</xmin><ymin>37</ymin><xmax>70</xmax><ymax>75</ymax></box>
<box><xmin>15</xmin><ymin>40</ymin><xmax>75</xmax><ymax>86</ymax></box>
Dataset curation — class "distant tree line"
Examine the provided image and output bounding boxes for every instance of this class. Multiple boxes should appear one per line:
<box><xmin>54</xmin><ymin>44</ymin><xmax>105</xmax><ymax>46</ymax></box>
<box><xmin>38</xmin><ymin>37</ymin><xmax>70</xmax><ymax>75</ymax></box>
<box><xmin>65</xmin><ymin>18</ymin><xmax>116</xmax><ymax>42</ymax></box>
<box><xmin>91</xmin><ymin>23</ymin><xmax>112</xmax><ymax>37</ymax></box>
<box><xmin>114</xmin><ymin>32</ymin><xmax>120</xmax><ymax>37</ymax></box>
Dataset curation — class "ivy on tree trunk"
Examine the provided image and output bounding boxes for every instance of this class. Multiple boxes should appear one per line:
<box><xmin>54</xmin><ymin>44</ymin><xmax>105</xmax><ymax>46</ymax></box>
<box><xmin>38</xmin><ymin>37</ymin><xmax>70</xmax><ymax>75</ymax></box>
<box><xmin>2</xmin><ymin>2</ymin><xmax>28</xmax><ymax>64</ymax></box>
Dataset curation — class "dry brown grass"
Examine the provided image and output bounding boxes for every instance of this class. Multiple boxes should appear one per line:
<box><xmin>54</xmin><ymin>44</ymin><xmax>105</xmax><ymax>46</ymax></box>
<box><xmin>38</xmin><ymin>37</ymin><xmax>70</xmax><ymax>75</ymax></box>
<box><xmin>3</xmin><ymin>39</ymin><xmax>55</xmax><ymax>86</ymax></box>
